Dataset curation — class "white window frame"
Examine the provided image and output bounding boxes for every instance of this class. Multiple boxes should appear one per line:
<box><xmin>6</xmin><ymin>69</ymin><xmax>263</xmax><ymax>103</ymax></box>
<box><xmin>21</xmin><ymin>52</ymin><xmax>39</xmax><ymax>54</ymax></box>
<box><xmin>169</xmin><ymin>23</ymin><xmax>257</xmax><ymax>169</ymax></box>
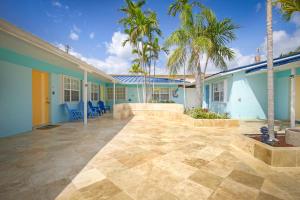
<box><xmin>90</xmin><ymin>83</ymin><xmax>100</xmax><ymax>101</ymax></box>
<box><xmin>152</xmin><ymin>88</ymin><xmax>170</xmax><ymax>102</ymax></box>
<box><xmin>63</xmin><ymin>75</ymin><xmax>81</xmax><ymax>102</ymax></box>
<box><xmin>212</xmin><ymin>81</ymin><xmax>225</xmax><ymax>102</ymax></box>
<box><xmin>107</xmin><ymin>87</ymin><xmax>126</xmax><ymax>100</ymax></box>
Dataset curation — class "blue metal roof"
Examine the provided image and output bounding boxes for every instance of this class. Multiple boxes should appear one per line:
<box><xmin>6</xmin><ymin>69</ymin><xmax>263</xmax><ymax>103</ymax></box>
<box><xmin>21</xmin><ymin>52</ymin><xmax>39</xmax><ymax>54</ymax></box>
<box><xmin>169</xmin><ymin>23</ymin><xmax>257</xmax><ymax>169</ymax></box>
<box><xmin>206</xmin><ymin>53</ymin><xmax>300</xmax><ymax>79</ymax></box>
<box><xmin>113</xmin><ymin>75</ymin><xmax>186</xmax><ymax>84</ymax></box>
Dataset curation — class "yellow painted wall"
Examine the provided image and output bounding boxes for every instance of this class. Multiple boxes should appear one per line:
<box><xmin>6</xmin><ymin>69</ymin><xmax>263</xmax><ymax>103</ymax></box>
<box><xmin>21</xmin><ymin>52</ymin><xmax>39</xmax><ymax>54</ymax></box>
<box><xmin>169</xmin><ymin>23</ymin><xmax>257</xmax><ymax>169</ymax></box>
<box><xmin>32</xmin><ymin>70</ymin><xmax>49</xmax><ymax>126</ymax></box>
<box><xmin>296</xmin><ymin>77</ymin><xmax>300</xmax><ymax>121</ymax></box>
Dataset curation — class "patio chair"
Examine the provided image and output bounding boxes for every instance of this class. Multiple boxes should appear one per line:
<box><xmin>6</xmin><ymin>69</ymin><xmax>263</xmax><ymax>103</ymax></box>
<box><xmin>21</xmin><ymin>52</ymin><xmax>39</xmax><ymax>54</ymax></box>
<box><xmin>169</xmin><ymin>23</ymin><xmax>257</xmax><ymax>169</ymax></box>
<box><xmin>64</xmin><ymin>103</ymin><xmax>83</xmax><ymax>121</ymax></box>
<box><xmin>88</xmin><ymin>101</ymin><xmax>101</xmax><ymax>116</ymax></box>
<box><xmin>79</xmin><ymin>101</ymin><xmax>99</xmax><ymax>118</ymax></box>
<box><xmin>98</xmin><ymin>100</ymin><xmax>111</xmax><ymax>113</ymax></box>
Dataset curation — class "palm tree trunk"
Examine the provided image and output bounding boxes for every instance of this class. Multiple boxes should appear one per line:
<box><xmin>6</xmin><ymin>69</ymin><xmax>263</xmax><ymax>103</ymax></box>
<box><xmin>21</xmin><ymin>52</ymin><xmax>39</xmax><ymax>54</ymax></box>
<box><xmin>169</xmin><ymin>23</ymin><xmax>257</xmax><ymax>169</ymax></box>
<box><xmin>195</xmin><ymin>64</ymin><xmax>203</xmax><ymax>107</ymax></box>
<box><xmin>267</xmin><ymin>0</ymin><xmax>275</xmax><ymax>140</ymax></box>
<box><xmin>153</xmin><ymin>60</ymin><xmax>156</xmax><ymax>96</ymax></box>
<box><xmin>203</xmin><ymin>55</ymin><xmax>209</xmax><ymax>108</ymax></box>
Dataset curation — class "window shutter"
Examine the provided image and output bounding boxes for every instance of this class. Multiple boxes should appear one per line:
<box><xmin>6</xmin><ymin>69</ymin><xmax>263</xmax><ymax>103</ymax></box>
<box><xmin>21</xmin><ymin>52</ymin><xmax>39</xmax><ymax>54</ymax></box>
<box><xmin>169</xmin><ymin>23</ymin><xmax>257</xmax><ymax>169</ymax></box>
<box><xmin>88</xmin><ymin>82</ymin><xmax>91</xmax><ymax>101</ymax></box>
<box><xmin>223</xmin><ymin>79</ymin><xmax>228</xmax><ymax>102</ymax></box>
<box><xmin>59</xmin><ymin>74</ymin><xmax>64</xmax><ymax>104</ymax></box>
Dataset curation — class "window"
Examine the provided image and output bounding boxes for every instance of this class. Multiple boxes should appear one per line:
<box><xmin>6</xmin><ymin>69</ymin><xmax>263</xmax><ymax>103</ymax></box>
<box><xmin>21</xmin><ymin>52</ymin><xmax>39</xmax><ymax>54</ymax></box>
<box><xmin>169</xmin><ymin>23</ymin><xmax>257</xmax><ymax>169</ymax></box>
<box><xmin>64</xmin><ymin>76</ymin><xmax>80</xmax><ymax>102</ymax></box>
<box><xmin>213</xmin><ymin>82</ymin><xmax>224</xmax><ymax>102</ymax></box>
<box><xmin>151</xmin><ymin>88</ymin><xmax>170</xmax><ymax>102</ymax></box>
<box><xmin>107</xmin><ymin>87</ymin><xmax>126</xmax><ymax>100</ymax></box>
<box><xmin>160</xmin><ymin>88</ymin><xmax>170</xmax><ymax>101</ymax></box>
<box><xmin>90</xmin><ymin>83</ymin><xmax>99</xmax><ymax>101</ymax></box>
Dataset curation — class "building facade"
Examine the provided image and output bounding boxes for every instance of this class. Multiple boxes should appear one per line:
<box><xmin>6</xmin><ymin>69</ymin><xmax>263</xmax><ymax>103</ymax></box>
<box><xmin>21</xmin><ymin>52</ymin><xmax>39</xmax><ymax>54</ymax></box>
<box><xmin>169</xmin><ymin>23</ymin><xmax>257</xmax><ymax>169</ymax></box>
<box><xmin>204</xmin><ymin>54</ymin><xmax>300</xmax><ymax>125</ymax></box>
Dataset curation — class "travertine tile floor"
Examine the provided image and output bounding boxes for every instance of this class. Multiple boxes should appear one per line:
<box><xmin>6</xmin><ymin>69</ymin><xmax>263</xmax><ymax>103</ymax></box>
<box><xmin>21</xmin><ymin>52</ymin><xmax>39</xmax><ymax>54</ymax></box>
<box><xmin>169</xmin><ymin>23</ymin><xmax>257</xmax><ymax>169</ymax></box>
<box><xmin>1</xmin><ymin>114</ymin><xmax>300</xmax><ymax>200</ymax></box>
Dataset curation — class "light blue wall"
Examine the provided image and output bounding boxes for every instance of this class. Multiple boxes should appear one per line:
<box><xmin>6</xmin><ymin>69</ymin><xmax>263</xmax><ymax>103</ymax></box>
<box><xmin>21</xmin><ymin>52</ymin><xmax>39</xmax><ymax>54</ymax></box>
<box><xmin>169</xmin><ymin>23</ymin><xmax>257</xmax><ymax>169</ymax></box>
<box><xmin>0</xmin><ymin>60</ymin><xmax>32</xmax><ymax>137</ymax></box>
<box><xmin>206</xmin><ymin>72</ymin><xmax>267</xmax><ymax>119</ymax></box>
<box><xmin>275</xmin><ymin>70</ymin><xmax>291</xmax><ymax>120</ymax></box>
<box><xmin>205</xmin><ymin>67</ymin><xmax>300</xmax><ymax>120</ymax></box>
<box><xmin>0</xmin><ymin>48</ymin><xmax>110</xmax><ymax>137</ymax></box>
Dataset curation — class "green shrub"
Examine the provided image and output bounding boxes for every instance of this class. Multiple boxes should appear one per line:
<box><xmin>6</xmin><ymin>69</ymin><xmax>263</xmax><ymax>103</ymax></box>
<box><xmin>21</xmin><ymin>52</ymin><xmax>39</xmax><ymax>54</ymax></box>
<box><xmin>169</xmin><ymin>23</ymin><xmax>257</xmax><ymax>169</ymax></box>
<box><xmin>185</xmin><ymin>108</ymin><xmax>229</xmax><ymax>119</ymax></box>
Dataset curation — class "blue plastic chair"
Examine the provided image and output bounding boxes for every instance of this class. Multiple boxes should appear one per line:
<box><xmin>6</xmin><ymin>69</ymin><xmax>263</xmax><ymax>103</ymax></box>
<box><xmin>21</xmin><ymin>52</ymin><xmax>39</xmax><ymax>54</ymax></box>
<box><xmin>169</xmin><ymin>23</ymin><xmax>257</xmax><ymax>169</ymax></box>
<box><xmin>64</xmin><ymin>103</ymin><xmax>83</xmax><ymax>121</ymax></box>
<box><xmin>79</xmin><ymin>101</ymin><xmax>99</xmax><ymax>118</ymax></box>
<box><xmin>98</xmin><ymin>100</ymin><xmax>111</xmax><ymax>113</ymax></box>
<box><xmin>88</xmin><ymin>101</ymin><xmax>101</xmax><ymax>116</ymax></box>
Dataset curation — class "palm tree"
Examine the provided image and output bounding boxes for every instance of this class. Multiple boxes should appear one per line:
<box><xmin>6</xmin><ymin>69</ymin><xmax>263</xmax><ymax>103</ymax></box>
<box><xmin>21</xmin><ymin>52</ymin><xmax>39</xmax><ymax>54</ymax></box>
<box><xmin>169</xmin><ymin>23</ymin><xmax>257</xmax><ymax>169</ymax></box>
<box><xmin>129</xmin><ymin>63</ymin><xmax>145</xmax><ymax>102</ymax></box>
<box><xmin>274</xmin><ymin>0</ymin><xmax>300</xmax><ymax>20</ymax></box>
<box><xmin>148</xmin><ymin>37</ymin><xmax>168</xmax><ymax>95</ymax></box>
<box><xmin>267</xmin><ymin>0</ymin><xmax>275</xmax><ymax>140</ymax></box>
<box><xmin>202</xmin><ymin>8</ymin><xmax>237</xmax><ymax>94</ymax></box>
<box><xmin>165</xmin><ymin>3</ymin><xmax>237</xmax><ymax>107</ymax></box>
<box><xmin>120</xmin><ymin>0</ymin><xmax>163</xmax><ymax>103</ymax></box>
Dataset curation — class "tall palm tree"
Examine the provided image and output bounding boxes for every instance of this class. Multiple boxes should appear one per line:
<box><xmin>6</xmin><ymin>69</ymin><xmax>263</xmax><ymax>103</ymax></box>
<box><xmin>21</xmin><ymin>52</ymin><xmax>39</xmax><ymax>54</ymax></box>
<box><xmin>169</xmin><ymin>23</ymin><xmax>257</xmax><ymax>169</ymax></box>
<box><xmin>267</xmin><ymin>0</ymin><xmax>275</xmax><ymax>140</ymax></box>
<box><xmin>120</xmin><ymin>0</ymin><xmax>162</xmax><ymax>103</ymax></box>
<box><xmin>274</xmin><ymin>0</ymin><xmax>300</xmax><ymax>20</ymax></box>
<box><xmin>165</xmin><ymin>3</ymin><xmax>237</xmax><ymax>107</ymax></box>
<box><xmin>202</xmin><ymin>8</ymin><xmax>237</xmax><ymax>94</ymax></box>
<box><xmin>129</xmin><ymin>63</ymin><xmax>145</xmax><ymax>102</ymax></box>
<box><xmin>148</xmin><ymin>37</ymin><xmax>168</xmax><ymax>94</ymax></box>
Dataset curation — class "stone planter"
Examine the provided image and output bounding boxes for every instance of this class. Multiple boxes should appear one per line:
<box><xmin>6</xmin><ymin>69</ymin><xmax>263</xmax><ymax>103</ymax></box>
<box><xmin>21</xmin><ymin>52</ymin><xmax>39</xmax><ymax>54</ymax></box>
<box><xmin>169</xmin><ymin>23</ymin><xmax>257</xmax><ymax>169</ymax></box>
<box><xmin>113</xmin><ymin>103</ymin><xmax>239</xmax><ymax>127</ymax></box>
<box><xmin>286</xmin><ymin>128</ymin><xmax>300</xmax><ymax>147</ymax></box>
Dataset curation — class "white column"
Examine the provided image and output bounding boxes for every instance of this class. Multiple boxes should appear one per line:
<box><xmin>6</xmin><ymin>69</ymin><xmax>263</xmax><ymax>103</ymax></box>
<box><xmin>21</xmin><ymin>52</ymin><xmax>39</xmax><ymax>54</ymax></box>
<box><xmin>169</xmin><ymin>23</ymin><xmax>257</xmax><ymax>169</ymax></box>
<box><xmin>183</xmin><ymin>65</ymin><xmax>186</xmax><ymax>108</ymax></box>
<box><xmin>113</xmin><ymin>81</ymin><xmax>116</xmax><ymax>106</ymax></box>
<box><xmin>291</xmin><ymin>68</ymin><xmax>296</xmax><ymax>128</ymax></box>
<box><xmin>83</xmin><ymin>70</ymin><xmax>88</xmax><ymax>125</ymax></box>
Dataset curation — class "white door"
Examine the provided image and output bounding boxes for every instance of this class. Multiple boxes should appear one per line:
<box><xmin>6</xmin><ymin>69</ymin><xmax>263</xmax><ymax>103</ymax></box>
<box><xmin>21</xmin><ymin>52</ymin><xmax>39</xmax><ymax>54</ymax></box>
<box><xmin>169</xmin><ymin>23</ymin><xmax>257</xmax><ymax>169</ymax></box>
<box><xmin>186</xmin><ymin>88</ymin><xmax>198</xmax><ymax>109</ymax></box>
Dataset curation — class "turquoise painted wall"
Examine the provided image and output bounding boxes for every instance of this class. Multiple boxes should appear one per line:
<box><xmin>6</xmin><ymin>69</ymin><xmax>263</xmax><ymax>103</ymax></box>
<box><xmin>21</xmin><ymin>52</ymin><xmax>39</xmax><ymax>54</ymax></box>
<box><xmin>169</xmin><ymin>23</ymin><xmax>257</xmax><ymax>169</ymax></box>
<box><xmin>206</xmin><ymin>72</ymin><xmax>267</xmax><ymax>119</ymax></box>
<box><xmin>275</xmin><ymin>70</ymin><xmax>291</xmax><ymax>120</ymax></box>
<box><xmin>0</xmin><ymin>60</ymin><xmax>32</xmax><ymax>137</ymax></box>
<box><xmin>0</xmin><ymin>48</ymin><xmax>110</xmax><ymax>137</ymax></box>
<box><xmin>205</xmin><ymin>67</ymin><xmax>300</xmax><ymax>120</ymax></box>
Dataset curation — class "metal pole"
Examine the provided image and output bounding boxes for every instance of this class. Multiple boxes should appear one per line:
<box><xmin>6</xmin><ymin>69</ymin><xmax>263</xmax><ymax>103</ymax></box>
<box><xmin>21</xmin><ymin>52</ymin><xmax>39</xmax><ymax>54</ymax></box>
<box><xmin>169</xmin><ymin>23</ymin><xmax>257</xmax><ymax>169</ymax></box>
<box><xmin>113</xmin><ymin>81</ymin><xmax>116</xmax><ymax>106</ymax></box>
<box><xmin>291</xmin><ymin>68</ymin><xmax>296</xmax><ymax>128</ymax></box>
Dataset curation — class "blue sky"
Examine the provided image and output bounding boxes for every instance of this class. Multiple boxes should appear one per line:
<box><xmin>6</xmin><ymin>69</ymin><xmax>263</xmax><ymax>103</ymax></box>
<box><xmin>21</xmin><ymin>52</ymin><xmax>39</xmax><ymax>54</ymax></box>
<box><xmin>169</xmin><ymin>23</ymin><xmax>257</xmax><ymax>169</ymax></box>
<box><xmin>0</xmin><ymin>0</ymin><xmax>299</xmax><ymax>74</ymax></box>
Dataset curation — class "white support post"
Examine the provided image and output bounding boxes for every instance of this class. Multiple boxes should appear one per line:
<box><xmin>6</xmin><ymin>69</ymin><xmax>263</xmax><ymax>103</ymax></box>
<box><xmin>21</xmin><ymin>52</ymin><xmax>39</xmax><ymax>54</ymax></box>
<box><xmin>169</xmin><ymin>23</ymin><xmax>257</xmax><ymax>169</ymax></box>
<box><xmin>83</xmin><ymin>70</ymin><xmax>88</xmax><ymax>125</ymax></box>
<box><xmin>183</xmin><ymin>65</ymin><xmax>186</xmax><ymax>108</ymax></box>
<box><xmin>113</xmin><ymin>81</ymin><xmax>116</xmax><ymax>107</ymax></box>
<box><xmin>291</xmin><ymin>68</ymin><xmax>296</xmax><ymax>128</ymax></box>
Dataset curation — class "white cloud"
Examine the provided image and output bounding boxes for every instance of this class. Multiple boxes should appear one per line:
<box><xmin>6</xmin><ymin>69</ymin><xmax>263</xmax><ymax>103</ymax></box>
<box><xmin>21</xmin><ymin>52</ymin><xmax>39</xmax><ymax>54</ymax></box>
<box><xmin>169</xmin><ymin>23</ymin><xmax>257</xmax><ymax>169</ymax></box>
<box><xmin>68</xmin><ymin>25</ymin><xmax>81</xmax><ymax>41</ymax></box>
<box><xmin>89</xmin><ymin>32</ymin><xmax>95</xmax><ymax>39</ymax></box>
<box><xmin>260</xmin><ymin>29</ymin><xmax>300</xmax><ymax>57</ymax></box>
<box><xmin>256</xmin><ymin>2</ymin><xmax>262</xmax><ymax>12</ymax></box>
<box><xmin>56</xmin><ymin>31</ymin><xmax>134</xmax><ymax>74</ymax></box>
<box><xmin>72</xmin><ymin>25</ymin><xmax>81</xmax><ymax>33</ymax></box>
<box><xmin>69</xmin><ymin>31</ymin><xmax>79</xmax><ymax>40</ymax></box>
<box><xmin>52</xmin><ymin>1</ymin><xmax>62</xmax><ymax>8</ymax></box>
<box><xmin>291</xmin><ymin>13</ymin><xmax>300</xmax><ymax>27</ymax></box>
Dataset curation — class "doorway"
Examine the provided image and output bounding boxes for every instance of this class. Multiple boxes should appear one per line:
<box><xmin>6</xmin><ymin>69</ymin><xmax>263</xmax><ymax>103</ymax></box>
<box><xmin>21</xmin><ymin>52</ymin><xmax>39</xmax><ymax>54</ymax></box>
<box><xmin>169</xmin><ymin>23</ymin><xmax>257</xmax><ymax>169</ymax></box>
<box><xmin>32</xmin><ymin>70</ymin><xmax>50</xmax><ymax>127</ymax></box>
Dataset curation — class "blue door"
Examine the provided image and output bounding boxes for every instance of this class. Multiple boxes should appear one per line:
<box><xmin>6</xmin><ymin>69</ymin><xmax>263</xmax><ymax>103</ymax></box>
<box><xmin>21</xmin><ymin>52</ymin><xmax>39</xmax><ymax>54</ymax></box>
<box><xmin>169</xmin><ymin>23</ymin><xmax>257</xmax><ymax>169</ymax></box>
<box><xmin>205</xmin><ymin>85</ymin><xmax>210</xmax><ymax>108</ymax></box>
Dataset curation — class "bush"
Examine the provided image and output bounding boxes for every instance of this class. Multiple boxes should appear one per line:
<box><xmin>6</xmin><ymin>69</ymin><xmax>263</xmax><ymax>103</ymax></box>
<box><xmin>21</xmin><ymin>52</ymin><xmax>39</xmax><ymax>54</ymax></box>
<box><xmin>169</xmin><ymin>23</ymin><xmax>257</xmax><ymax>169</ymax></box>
<box><xmin>186</xmin><ymin>108</ymin><xmax>229</xmax><ymax>119</ymax></box>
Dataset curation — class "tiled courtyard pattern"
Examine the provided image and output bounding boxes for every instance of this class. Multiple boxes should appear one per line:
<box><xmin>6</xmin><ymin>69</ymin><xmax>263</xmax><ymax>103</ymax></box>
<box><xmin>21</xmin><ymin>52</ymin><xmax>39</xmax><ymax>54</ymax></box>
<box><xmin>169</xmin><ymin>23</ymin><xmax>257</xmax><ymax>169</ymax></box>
<box><xmin>1</xmin><ymin>114</ymin><xmax>300</xmax><ymax>199</ymax></box>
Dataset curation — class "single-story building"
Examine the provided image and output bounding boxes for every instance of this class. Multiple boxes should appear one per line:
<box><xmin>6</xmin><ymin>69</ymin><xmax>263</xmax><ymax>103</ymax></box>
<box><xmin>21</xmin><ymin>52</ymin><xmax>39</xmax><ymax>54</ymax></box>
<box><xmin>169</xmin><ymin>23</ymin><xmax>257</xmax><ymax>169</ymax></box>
<box><xmin>0</xmin><ymin>19</ymin><xmax>119</xmax><ymax>137</ymax></box>
<box><xmin>110</xmin><ymin>75</ymin><xmax>196</xmax><ymax>107</ymax></box>
<box><xmin>0</xmin><ymin>19</ymin><xmax>195</xmax><ymax>137</ymax></box>
<box><xmin>204</xmin><ymin>53</ymin><xmax>300</xmax><ymax>126</ymax></box>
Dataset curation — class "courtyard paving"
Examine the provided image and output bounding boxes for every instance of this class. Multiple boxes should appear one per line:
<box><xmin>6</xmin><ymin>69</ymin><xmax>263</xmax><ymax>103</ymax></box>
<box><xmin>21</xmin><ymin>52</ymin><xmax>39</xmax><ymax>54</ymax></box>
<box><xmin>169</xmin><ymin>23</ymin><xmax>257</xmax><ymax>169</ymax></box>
<box><xmin>1</xmin><ymin>114</ymin><xmax>300</xmax><ymax>200</ymax></box>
